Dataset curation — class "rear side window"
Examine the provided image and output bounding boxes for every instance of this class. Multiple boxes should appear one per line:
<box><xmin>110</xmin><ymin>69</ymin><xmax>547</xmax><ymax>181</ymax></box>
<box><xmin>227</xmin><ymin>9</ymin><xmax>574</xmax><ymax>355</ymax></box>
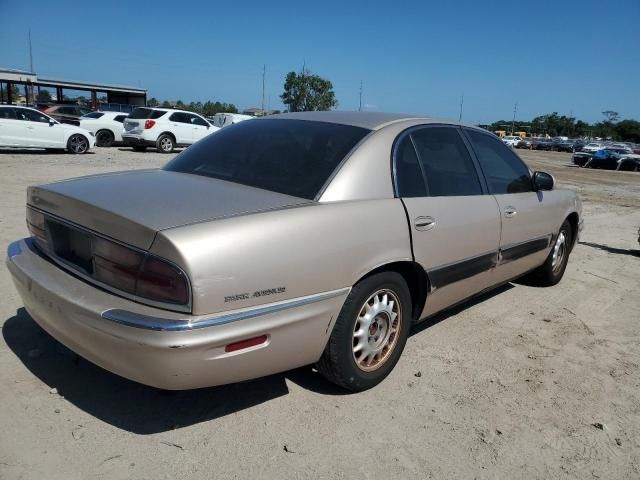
<box><xmin>164</xmin><ymin>119</ymin><xmax>369</xmax><ymax>200</ymax></box>
<box><xmin>0</xmin><ymin>107</ymin><xmax>17</xmax><ymax>119</ymax></box>
<box><xmin>129</xmin><ymin>108</ymin><xmax>166</xmax><ymax>120</ymax></box>
<box><xmin>113</xmin><ymin>115</ymin><xmax>127</xmax><ymax>123</ymax></box>
<box><xmin>169</xmin><ymin>112</ymin><xmax>190</xmax><ymax>123</ymax></box>
<box><xmin>465</xmin><ymin>129</ymin><xmax>532</xmax><ymax>194</ymax></box>
<box><xmin>394</xmin><ymin>135</ymin><xmax>427</xmax><ymax>197</ymax></box>
<box><xmin>83</xmin><ymin>112</ymin><xmax>104</xmax><ymax>119</ymax></box>
<box><xmin>411</xmin><ymin>127</ymin><xmax>482</xmax><ymax>196</ymax></box>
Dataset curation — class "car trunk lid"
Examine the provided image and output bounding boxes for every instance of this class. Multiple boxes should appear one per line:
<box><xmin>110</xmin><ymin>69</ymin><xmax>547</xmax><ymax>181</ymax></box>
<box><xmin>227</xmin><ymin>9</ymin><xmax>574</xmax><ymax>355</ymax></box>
<box><xmin>28</xmin><ymin>169</ymin><xmax>311</xmax><ymax>250</ymax></box>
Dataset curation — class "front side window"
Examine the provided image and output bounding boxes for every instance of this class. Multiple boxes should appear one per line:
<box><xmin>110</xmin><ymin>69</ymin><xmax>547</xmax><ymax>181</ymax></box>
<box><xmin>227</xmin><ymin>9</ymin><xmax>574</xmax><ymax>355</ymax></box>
<box><xmin>164</xmin><ymin>119</ymin><xmax>370</xmax><ymax>200</ymax></box>
<box><xmin>411</xmin><ymin>126</ymin><xmax>483</xmax><ymax>196</ymax></box>
<box><xmin>465</xmin><ymin>129</ymin><xmax>532</xmax><ymax>194</ymax></box>
<box><xmin>17</xmin><ymin>109</ymin><xmax>50</xmax><ymax>123</ymax></box>
<box><xmin>191</xmin><ymin>115</ymin><xmax>208</xmax><ymax>127</ymax></box>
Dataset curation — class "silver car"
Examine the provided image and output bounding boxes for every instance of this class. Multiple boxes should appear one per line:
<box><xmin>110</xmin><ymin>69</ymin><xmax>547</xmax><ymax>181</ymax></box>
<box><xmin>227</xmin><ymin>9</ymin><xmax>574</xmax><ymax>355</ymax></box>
<box><xmin>6</xmin><ymin>112</ymin><xmax>582</xmax><ymax>391</ymax></box>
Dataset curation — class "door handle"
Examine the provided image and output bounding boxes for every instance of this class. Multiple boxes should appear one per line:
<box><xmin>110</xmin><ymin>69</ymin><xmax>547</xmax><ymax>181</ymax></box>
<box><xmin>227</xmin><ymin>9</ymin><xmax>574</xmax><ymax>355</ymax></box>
<box><xmin>414</xmin><ymin>216</ymin><xmax>436</xmax><ymax>231</ymax></box>
<box><xmin>504</xmin><ymin>207</ymin><xmax>517</xmax><ymax>218</ymax></box>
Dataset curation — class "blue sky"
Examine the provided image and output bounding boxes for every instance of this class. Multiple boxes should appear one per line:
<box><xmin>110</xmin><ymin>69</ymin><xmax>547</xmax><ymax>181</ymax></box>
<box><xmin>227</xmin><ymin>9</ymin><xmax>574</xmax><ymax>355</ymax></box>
<box><xmin>1</xmin><ymin>0</ymin><xmax>638</xmax><ymax>123</ymax></box>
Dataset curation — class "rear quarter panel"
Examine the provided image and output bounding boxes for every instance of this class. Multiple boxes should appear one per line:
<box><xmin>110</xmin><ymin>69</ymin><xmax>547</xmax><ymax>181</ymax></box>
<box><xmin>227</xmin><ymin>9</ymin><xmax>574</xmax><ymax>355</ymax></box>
<box><xmin>151</xmin><ymin>199</ymin><xmax>413</xmax><ymax>315</ymax></box>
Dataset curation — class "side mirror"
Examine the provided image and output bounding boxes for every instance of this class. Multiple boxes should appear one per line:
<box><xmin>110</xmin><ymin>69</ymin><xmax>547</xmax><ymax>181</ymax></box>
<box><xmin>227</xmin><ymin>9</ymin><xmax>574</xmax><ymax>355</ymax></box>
<box><xmin>532</xmin><ymin>171</ymin><xmax>554</xmax><ymax>191</ymax></box>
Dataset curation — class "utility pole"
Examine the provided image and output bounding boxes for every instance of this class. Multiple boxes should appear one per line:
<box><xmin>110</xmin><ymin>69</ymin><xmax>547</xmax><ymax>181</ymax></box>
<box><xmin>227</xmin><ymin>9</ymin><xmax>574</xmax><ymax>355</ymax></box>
<box><xmin>458</xmin><ymin>94</ymin><xmax>464</xmax><ymax>122</ymax></box>
<box><xmin>29</xmin><ymin>30</ymin><xmax>33</xmax><ymax>72</ymax></box>
<box><xmin>261</xmin><ymin>64</ymin><xmax>266</xmax><ymax>116</ymax></box>
<box><xmin>359</xmin><ymin>80</ymin><xmax>363</xmax><ymax>111</ymax></box>
<box><xmin>511</xmin><ymin>102</ymin><xmax>518</xmax><ymax>135</ymax></box>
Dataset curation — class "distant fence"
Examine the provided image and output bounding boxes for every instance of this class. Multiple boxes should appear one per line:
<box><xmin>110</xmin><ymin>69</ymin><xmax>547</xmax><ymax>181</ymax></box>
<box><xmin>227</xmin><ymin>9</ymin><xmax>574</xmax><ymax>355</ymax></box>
<box><xmin>97</xmin><ymin>102</ymin><xmax>140</xmax><ymax>113</ymax></box>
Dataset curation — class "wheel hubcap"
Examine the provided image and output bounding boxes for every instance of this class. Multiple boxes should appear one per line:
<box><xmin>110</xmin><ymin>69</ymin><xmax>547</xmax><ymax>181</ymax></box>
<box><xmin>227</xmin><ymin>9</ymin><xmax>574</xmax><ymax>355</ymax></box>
<box><xmin>551</xmin><ymin>231</ymin><xmax>566</xmax><ymax>273</ymax></box>
<box><xmin>70</xmin><ymin>136</ymin><xmax>87</xmax><ymax>153</ymax></box>
<box><xmin>352</xmin><ymin>289</ymin><xmax>402</xmax><ymax>372</ymax></box>
<box><xmin>161</xmin><ymin>138</ymin><xmax>172</xmax><ymax>151</ymax></box>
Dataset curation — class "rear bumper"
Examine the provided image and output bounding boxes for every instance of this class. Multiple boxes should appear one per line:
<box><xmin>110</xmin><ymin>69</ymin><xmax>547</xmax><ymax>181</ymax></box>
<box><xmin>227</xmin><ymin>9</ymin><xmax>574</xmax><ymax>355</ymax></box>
<box><xmin>6</xmin><ymin>239</ymin><xmax>349</xmax><ymax>390</ymax></box>
<box><xmin>121</xmin><ymin>135</ymin><xmax>155</xmax><ymax>147</ymax></box>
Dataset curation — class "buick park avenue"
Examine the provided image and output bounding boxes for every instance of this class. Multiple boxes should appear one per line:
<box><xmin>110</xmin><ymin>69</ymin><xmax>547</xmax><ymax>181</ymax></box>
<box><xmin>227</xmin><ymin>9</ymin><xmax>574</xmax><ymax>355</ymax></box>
<box><xmin>6</xmin><ymin>112</ymin><xmax>582</xmax><ymax>391</ymax></box>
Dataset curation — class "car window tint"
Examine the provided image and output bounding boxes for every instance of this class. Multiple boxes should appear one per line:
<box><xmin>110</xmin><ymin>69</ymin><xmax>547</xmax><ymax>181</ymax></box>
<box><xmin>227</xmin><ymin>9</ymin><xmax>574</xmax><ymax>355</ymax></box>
<box><xmin>466</xmin><ymin>129</ymin><xmax>532</xmax><ymax>194</ymax></box>
<box><xmin>17</xmin><ymin>109</ymin><xmax>50</xmax><ymax>123</ymax></box>
<box><xmin>129</xmin><ymin>108</ymin><xmax>166</xmax><ymax>120</ymax></box>
<box><xmin>114</xmin><ymin>115</ymin><xmax>126</xmax><ymax>123</ymax></box>
<box><xmin>83</xmin><ymin>112</ymin><xmax>104</xmax><ymax>119</ymax></box>
<box><xmin>164</xmin><ymin>119</ymin><xmax>370</xmax><ymax>200</ymax></box>
<box><xmin>169</xmin><ymin>112</ymin><xmax>190</xmax><ymax>123</ymax></box>
<box><xmin>394</xmin><ymin>135</ymin><xmax>427</xmax><ymax>197</ymax></box>
<box><xmin>411</xmin><ymin>127</ymin><xmax>482</xmax><ymax>196</ymax></box>
<box><xmin>191</xmin><ymin>116</ymin><xmax>208</xmax><ymax>127</ymax></box>
<box><xmin>0</xmin><ymin>107</ymin><xmax>17</xmax><ymax>120</ymax></box>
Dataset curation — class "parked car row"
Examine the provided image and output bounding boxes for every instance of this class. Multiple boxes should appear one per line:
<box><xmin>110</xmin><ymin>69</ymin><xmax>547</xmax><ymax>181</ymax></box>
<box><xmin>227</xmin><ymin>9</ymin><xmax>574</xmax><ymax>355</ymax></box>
<box><xmin>572</xmin><ymin>146</ymin><xmax>640</xmax><ymax>171</ymax></box>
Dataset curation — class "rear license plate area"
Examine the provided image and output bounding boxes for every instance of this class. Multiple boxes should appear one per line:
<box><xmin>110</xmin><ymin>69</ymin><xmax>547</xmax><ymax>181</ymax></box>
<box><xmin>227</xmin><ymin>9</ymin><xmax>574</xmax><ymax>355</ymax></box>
<box><xmin>47</xmin><ymin>220</ymin><xmax>94</xmax><ymax>274</ymax></box>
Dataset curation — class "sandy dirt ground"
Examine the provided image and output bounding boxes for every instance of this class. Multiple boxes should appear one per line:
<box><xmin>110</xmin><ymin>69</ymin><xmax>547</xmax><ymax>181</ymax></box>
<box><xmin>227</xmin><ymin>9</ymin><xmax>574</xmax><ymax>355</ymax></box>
<box><xmin>0</xmin><ymin>146</ymin><xmax>638</xmax><ymax>479</ymax></box>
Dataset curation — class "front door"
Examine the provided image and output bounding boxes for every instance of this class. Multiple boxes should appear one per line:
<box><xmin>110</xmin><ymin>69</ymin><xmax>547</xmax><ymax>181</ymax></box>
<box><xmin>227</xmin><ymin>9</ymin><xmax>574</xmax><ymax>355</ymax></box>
<box><xmin>463</xmin><ymin>128</ymin><xmax>557</xmax><ymax>283</ymax></box>
<box><xmin>394</xmin><ymin>125</ymin><xmax>501</xmax><ymax>318</ymax></box>
<box><xmin>188</xmin><ymin>114</ymin><xmax>211</xmax><ymax>142</ymax></box>
<box><xmin>18</xmin><ymin>108</ymin><xmax>65</xmax><ymax>148</ymax></box>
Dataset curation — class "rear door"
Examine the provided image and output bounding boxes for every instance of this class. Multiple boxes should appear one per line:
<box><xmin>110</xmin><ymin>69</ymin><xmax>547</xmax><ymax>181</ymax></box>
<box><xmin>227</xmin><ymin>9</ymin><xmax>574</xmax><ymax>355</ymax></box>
<box><xmin>395</xmin><ymin>125</ymin><xmax>501</xmax><ymax>318</ymax></box>
<box><xmin>463</xmin><ymin>128</ymin><xmax>556</xmax><ymax>283</ymax></box>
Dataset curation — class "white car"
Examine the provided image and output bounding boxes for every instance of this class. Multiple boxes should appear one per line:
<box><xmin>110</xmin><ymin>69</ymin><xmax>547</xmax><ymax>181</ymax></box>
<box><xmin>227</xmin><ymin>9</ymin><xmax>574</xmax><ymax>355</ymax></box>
<box><xmin>79</xmin><ymin>111</ymin><xmax>128</xmax><ymax>147</ymax></box>
<box><xmin>581</xmin><ymin>142</ymin><xmax>605</xmax><ymax>153</ymax></box>
<box><xmin>502</xmin><ymin>136</ymin><xmax>522</xmax><ymax>147</ymax></box>
<box><xmin>122</xmin><ymin>107</ymin><xmax>220</xmax><ymax>153</ymax></box>
<box><xmin>0</xmin><ymin>105</ymin><xmax>95</xmax><ymax>154</ymax></box>
<box><xmin>209</xmin><ymin>113</ymin><xmax>254</xmax><ymax>128</ymax></box>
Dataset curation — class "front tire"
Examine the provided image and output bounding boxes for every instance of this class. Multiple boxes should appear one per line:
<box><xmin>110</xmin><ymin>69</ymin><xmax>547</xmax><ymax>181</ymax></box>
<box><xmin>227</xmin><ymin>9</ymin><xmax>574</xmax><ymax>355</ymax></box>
<box><xmin>157</xmin><ymin>134</ymin><xmax>175</xmax><ymax>153</ymax></box>
<box><xmin>526</xmin><ymin>220</ymin><xmax>573</xmax><ymax>286</ymax></box>
<box><xmin>317</xmin><ymin>272</ymin><xmax>412</xmax><ymax>392</ymax></box>
<box><xmin>95</xmin><ymin>130</ymin><xmax>114</xmax><ymax>147</ymax></box>
<box><xmin>67</xmin><ymin>134</ymin><xmax>89</xmax><ymax>154</ymax></box>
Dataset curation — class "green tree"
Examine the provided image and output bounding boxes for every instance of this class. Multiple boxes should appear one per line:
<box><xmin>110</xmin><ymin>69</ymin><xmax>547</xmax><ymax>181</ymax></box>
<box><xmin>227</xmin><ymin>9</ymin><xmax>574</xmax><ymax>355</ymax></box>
<box><xmin>36</xmin><ymin>89</ymin><xmax>52</xmax><ymax>102</ymax></box>
<box><xmin>602</xmin><ymin>110</ymin><xmax>619</xmax><ymax>122</ymax></box>
<box><xmin>281</xmin><ymin>68</ymin><xmax>337</xmax><ymax>112</ymax></box>
<box><xmin>613</xmin><ymin>120</ymin><xmax>640</xmax><ymax>142</ymax></box>
<box><xmin>148</xmin><ymin>97</ymin><xmax>159</xmax><ymax>107</ymax></box>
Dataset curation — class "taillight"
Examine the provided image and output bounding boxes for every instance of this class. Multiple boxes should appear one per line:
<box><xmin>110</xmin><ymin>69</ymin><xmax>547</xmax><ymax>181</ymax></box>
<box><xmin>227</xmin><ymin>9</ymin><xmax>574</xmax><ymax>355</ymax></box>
<box><xmin>144</xmin><ymin>119</ymin><xmax>156</xmax><ymax>129</ymax></box>
<box><xmin>26</xmin><ymin>207</ymin><xmax>47</xmax><ymax>247</ymax></box>
<box><xmin>92</xmin><ymin>236</ymin><xmax>189</xmax><ymax>306</ymax></box>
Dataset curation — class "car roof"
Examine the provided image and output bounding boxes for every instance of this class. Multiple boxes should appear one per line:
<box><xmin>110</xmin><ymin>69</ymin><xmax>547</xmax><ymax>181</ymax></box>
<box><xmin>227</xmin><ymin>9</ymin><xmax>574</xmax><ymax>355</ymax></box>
<box><xmin>265</xmin><ymin>111</ymin><xmax>472</xmax><ymax>131</ymax></box>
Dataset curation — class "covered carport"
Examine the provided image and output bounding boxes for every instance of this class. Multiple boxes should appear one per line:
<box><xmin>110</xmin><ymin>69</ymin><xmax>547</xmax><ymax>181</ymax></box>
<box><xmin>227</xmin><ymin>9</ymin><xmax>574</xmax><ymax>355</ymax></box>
<box><xmin>0</xmin><ymin>67</ymin><xmax>147</xmax><ymax>111</ymax></box>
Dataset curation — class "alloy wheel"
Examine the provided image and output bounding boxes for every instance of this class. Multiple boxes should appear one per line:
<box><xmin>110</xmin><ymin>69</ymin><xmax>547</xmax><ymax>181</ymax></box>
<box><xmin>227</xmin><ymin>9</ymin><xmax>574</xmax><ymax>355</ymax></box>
<box><xmin>551</xmin><ymin>232</ymin><xmax>566</xmax><ymax>273</ymax></box>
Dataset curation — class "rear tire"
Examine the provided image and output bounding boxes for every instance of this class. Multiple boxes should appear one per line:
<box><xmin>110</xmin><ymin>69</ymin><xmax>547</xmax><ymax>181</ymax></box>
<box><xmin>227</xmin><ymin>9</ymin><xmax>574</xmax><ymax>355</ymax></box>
<box><xmin>525</xmin><ymin>220</ymin><xmax>573</xmax><ymax>286</ymax></box>
<box><xmin>157</xmin><ymin>134</ymin><xmax>175</xmax><ymax>153</ymax></box>
<box><xmin>316</xmin><ymin>272</ymin><xmax>412</xmax><ymax>392</ymax></box>
<box><xmin>96</xmin><ymin>130</ymin><xmax>114</xmax><ymax>147</ymax></box>
<box><xmin>66</xmin><ymin>134</ymin><xmax>89</xmax><ymax>154</ymax></box>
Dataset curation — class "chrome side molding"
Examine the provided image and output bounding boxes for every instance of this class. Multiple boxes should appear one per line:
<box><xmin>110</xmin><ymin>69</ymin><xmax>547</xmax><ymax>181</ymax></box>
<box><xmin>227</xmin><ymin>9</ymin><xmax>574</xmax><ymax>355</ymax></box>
<box><xmin>101</xmin><ymin>287</ymin><xmax>351</xmax><ymax>332</ymax></box>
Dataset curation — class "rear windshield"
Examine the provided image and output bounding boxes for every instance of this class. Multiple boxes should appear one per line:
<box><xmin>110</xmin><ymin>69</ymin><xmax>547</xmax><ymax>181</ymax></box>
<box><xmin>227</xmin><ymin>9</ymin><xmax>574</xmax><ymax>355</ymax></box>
<box><xmin>129</xmin><ymin>108</ymin><xmax>166</xmax><ymax>120</ymax></box>
<box><xmin>164</xmin><ymin>119</ymin><xmax>370</xmax><ymax>200</ymax></box>
<box><xmin>82</xmin><ymin>112</ymin><xmax>104</xmax><ymax>119</ymax></box>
